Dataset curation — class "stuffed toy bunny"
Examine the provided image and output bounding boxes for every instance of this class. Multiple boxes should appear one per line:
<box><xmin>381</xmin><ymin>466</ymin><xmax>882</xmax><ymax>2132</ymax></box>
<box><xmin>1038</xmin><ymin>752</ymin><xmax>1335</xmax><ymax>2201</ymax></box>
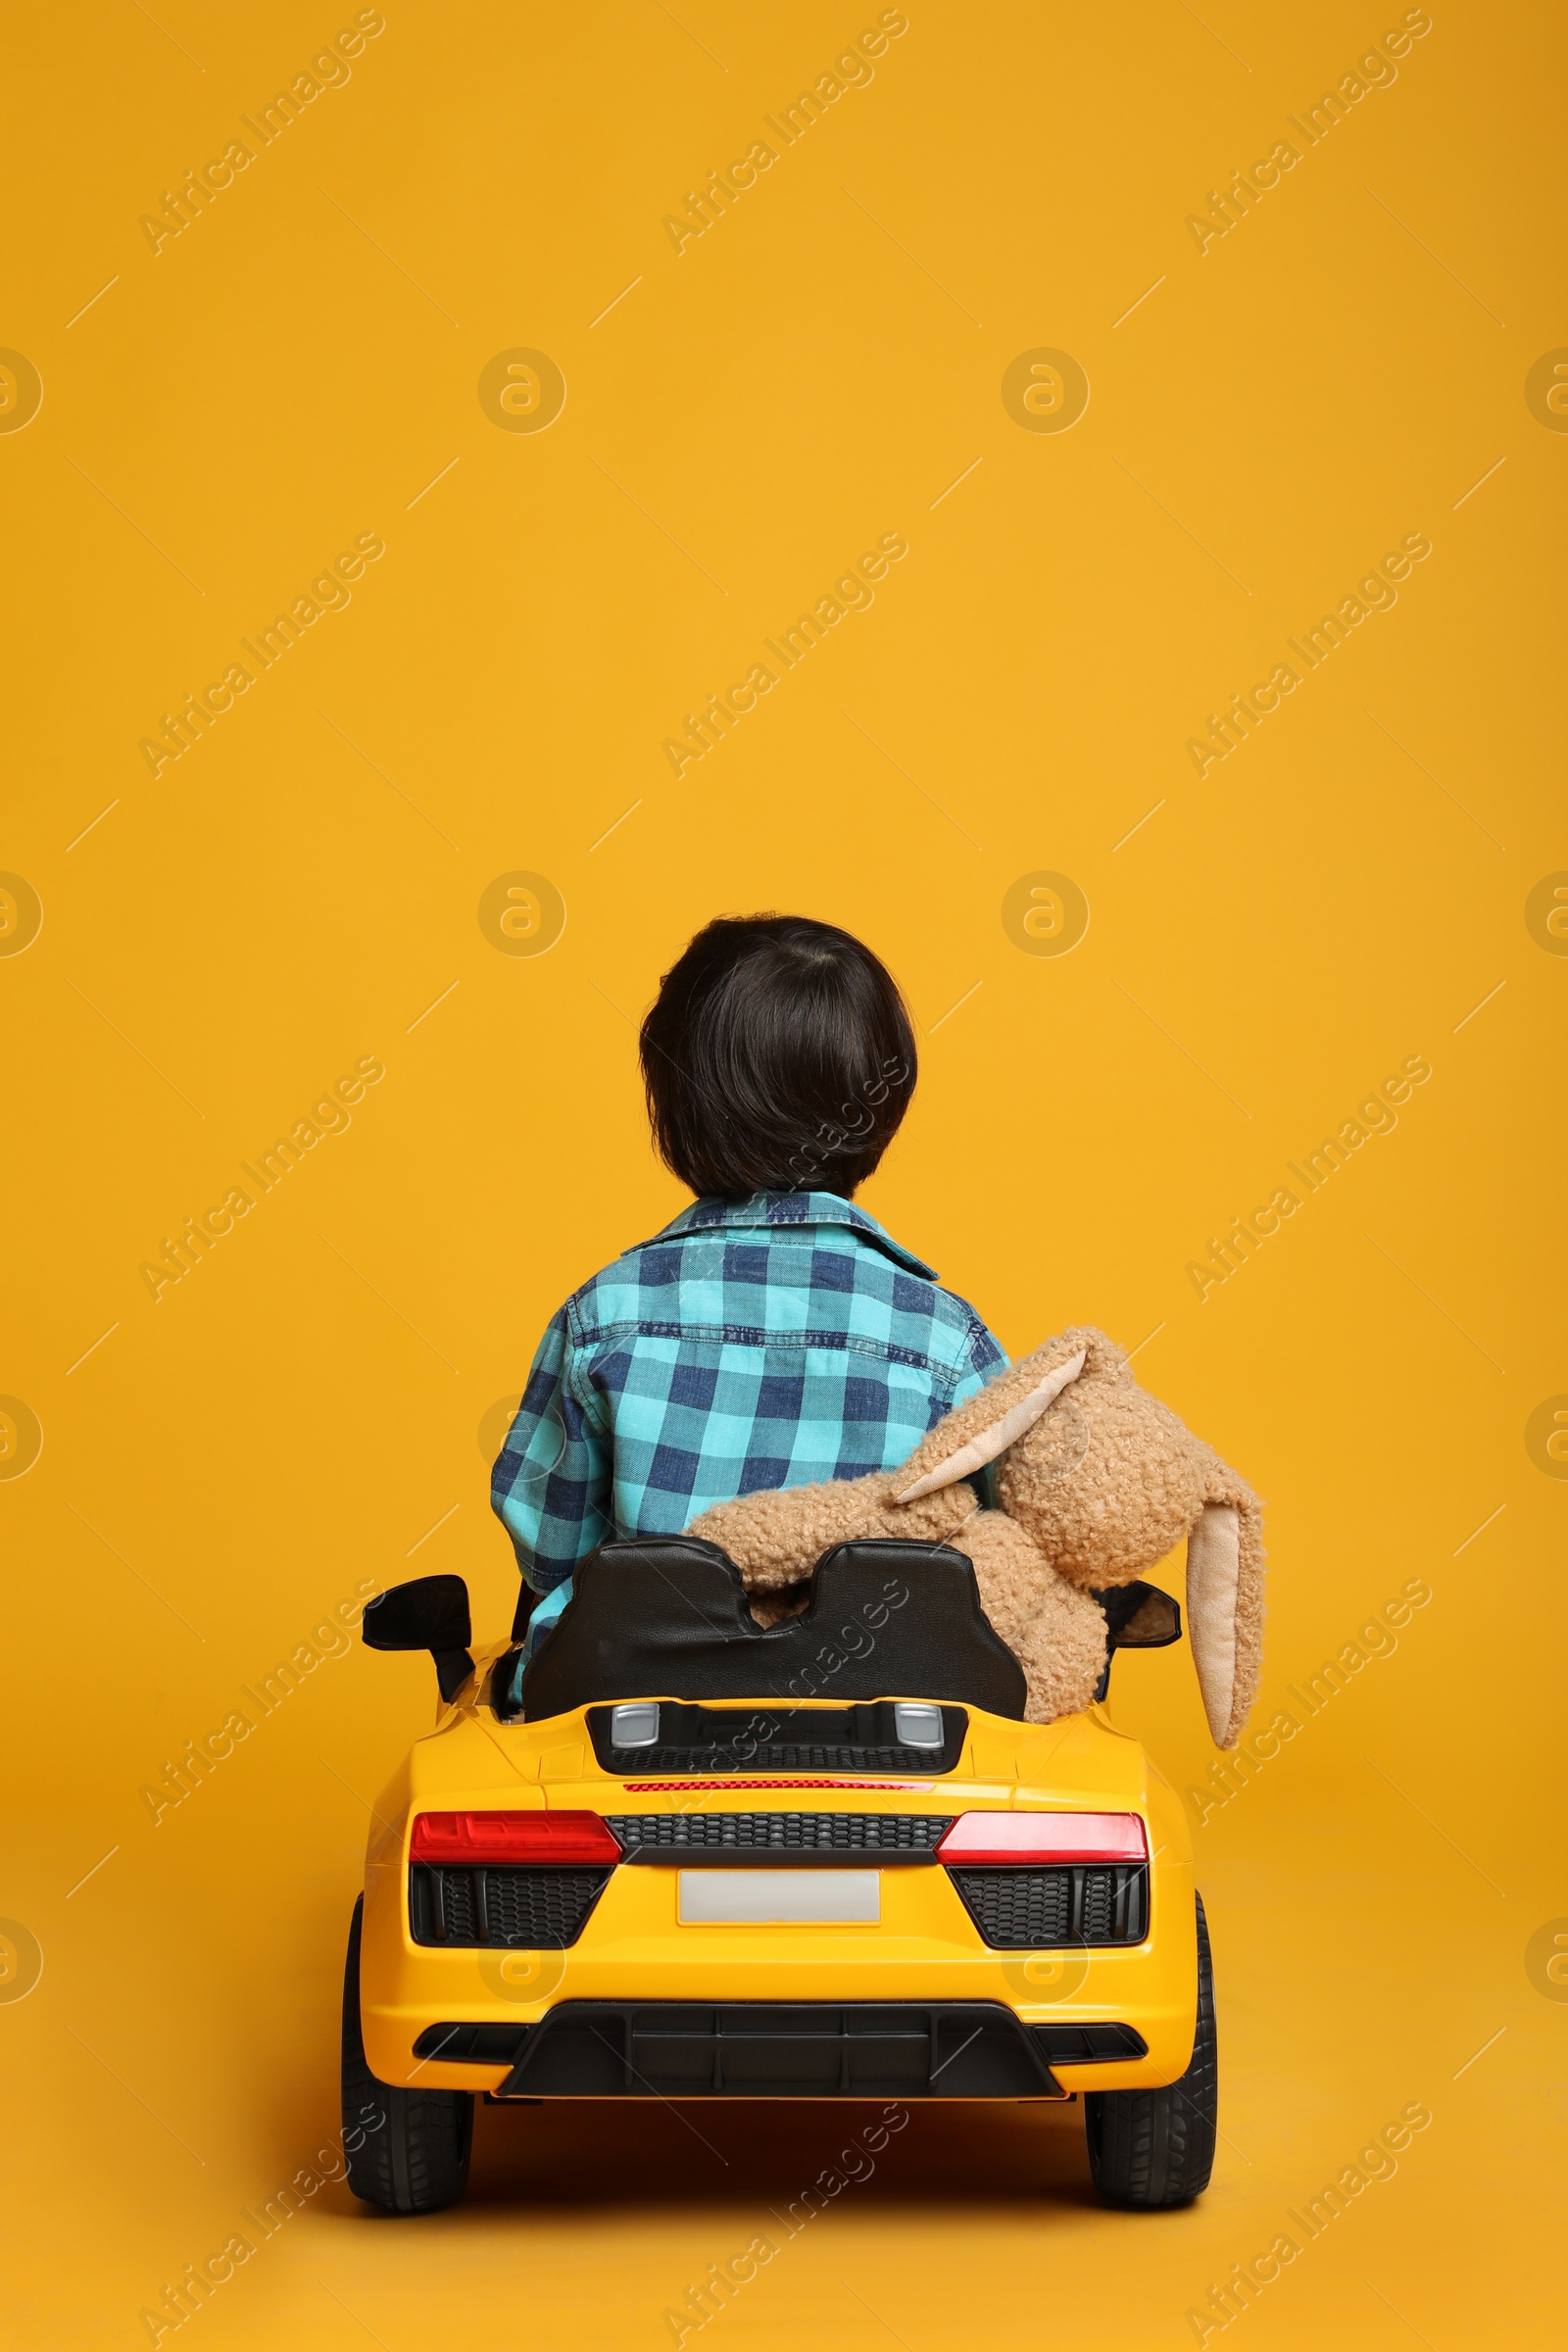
<box><xmin>687</xmin><ymin>1326</ymin><xmax>1263</xmax><ymax>1747</ymax></box>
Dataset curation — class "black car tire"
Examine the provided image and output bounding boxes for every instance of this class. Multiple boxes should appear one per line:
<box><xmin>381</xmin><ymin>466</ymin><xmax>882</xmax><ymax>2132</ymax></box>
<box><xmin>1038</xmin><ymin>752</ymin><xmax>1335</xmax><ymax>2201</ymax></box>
<box><xmin>1084</xmin><ymin>1891</ymin><xmax>1217</xmax><ymax>2209</ymax></box>
<box><xmin>341</xmin><ymin>1894</ymin><xmax>473</xmax><ymax>2213</ymax></box>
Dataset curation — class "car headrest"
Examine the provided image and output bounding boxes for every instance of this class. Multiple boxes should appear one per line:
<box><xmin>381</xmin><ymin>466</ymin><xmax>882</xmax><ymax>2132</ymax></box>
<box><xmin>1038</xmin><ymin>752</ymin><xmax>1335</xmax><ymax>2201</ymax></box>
<box><xmin>516</xmin><ymin>1535</ymin><xmax>1028</xmax><ymax>1722</ymax></box>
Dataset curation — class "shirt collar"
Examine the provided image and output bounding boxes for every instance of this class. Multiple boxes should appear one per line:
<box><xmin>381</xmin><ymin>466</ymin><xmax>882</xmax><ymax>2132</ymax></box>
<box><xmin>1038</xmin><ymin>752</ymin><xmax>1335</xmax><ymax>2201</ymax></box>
<box><xmin>655</xmin><ymin>1191</ymin><xmax>938</xmax><ymax>1278</ymax></box>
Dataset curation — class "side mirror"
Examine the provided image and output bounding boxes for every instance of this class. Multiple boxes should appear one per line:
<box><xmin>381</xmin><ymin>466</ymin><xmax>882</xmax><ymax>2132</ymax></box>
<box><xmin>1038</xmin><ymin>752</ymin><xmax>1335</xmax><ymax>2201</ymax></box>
<box><xmin>1091</xmin><ymin>1581</ymin><xmax>1182</xmax><ymax>1702</ymax></box>
<box><xmin>363</xmin><ymin>1575</ymin><xmax>473</xmax><ymax>1703</ymax></box>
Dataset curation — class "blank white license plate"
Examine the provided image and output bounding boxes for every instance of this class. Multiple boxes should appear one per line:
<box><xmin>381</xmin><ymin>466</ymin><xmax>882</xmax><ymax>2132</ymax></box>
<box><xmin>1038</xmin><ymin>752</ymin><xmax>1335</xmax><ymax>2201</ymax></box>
<box><xmin>678</xmin><ymin>1870</ymin><xmax>880</xmax><ymax>1925</ymax></box>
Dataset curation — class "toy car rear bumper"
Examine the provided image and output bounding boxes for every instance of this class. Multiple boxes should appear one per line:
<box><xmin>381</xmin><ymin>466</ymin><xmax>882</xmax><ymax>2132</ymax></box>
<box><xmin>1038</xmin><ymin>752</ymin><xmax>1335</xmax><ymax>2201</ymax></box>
<box><xmin>359</xmin><ymin>1855</ymin><xmax>1200</xmax><ymax>2097</ymax></box>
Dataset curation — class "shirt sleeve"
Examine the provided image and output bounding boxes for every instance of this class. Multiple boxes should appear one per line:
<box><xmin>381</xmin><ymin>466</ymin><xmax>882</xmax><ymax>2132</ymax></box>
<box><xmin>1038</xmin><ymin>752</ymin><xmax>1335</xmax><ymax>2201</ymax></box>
<box><xmin>957</xmin><ymin>1317</ymin><xmax>1008</xmax><ymax>1395</ymax></box>
<box><xmin>490</xmin><ymin>1304</ymin><xmax>614</xmax><ymax>1592</ymax></box>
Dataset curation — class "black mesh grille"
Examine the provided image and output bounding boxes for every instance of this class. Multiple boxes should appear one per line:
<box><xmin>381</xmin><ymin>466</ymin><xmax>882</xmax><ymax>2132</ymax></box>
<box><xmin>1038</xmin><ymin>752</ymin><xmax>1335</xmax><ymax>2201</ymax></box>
<box><xmin>607</xmin><ymin>1742</ymin><xmax>949</xmax><ymax>1776</ymax></box>
<box><xmin>948</xmin><ymin>1865</ymin><xmax>1149</xmax><ymax>1949</ymax></box>
<box><xmin>1080</xmin><ymin>1867</ymin><xmax>1128</xmax><ymax>1940</ymax></box>
<box><xmin>588</xmin><ymin>1701</ymin><xmax>967</xmax><ymax>1778</ymax></box>
<box><xmin>434</xmin><ymin>1868</ymin><xmax>477</xmax><ymax>1940</ymax></box>
<box><xmin>608</xmin><ymin>1812</ymin><xmax>954</xmax><ymax>1855</ymax></box>
<box><xmin>409</xmin><ymin>1865</ymin><xmax>610</xmax><ymax>1948</ymax></box>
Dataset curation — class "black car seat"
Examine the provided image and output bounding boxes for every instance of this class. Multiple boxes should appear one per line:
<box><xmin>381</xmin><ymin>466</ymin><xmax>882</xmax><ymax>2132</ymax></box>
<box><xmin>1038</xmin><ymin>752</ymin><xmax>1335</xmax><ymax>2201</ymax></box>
<box><xmin>514</xmin><ymin>1536</ymin><xmax>1029</xmax><ymax>1723</ymax></box>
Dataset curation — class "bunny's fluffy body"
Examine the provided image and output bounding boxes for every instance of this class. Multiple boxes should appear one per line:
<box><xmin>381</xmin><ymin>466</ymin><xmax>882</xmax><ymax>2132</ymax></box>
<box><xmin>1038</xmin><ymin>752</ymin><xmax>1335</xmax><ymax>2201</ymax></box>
<box><xmin>689</xmin><ymin>1326</ymin><xmax>1264</xmax><ymax>1744</ymax></box>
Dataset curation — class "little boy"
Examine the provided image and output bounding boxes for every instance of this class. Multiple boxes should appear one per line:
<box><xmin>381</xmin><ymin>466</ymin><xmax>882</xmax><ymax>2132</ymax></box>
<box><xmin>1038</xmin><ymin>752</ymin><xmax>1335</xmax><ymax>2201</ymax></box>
<box><xmin>491</xmin><ymin>913</ymin><xmax>1006</xmax><ymax>1645</ymax></box>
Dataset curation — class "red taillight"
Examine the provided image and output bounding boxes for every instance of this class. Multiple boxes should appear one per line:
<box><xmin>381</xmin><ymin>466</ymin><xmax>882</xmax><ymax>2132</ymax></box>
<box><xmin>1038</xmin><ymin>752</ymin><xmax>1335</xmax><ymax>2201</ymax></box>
<box><xmin>934</xmin><ymin>1812</ymin><xmax>1148</xmax><ymax>1866</ymax></box>
<box><xmin>410</xmin><ymin>1811</ymin><xmax>622</xmax><ymax>1866</ymax></box>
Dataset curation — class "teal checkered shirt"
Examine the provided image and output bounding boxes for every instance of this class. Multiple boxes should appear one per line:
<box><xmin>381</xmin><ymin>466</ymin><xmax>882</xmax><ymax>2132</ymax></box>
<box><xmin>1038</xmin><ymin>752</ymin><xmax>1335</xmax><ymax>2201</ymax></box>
<box><xmin>491</xmin><ymin>1192</ymin><xmax>1006</xmax><ymax>1638</ymax></box>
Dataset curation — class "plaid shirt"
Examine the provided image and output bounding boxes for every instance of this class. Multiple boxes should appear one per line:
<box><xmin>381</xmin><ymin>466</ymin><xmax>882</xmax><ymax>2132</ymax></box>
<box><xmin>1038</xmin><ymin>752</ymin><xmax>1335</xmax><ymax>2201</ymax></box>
<box><xmin>491</xmin><ymin>1193</ymin><xmax>1006</xmax><ymax>1625</ymax></box>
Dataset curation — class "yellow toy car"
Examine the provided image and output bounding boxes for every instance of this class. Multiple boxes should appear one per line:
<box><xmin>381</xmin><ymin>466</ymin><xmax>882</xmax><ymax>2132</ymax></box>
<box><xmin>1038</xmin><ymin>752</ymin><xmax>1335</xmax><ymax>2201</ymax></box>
<box><xmin>342</xmin><ymin>1536</ymin><xmax>1215</xmax><ymax>2212</ymax></box>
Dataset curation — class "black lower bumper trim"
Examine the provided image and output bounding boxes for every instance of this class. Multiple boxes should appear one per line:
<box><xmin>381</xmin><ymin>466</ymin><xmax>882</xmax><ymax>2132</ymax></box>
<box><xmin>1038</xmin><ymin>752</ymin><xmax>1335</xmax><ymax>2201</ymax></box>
<box><xmin>489</xmin><ymin>2001</ymin><xmax>1069</xmax><ymax>2100</ymax></box>
<box><xmin>1032</xmin><ymin>2022</ymin><xmax>1148</xmax><ymax>2064</ymax></box>
<box><xmin>412</xmin><ymin>2021</ymin><xmax>529</xmax><ymax>2064</ymax></box>
<box><xmin>413</xmin><ymin>2014</ymin><xmax>1149</xmax><ymax>2074</ymax></box>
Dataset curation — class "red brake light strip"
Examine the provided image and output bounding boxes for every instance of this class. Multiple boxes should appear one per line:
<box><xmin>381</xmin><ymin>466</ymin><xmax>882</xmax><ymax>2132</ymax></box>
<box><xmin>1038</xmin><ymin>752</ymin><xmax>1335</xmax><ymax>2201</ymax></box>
<box><xmin>411</xmin><ymin>1810</ymin><xmax>622</xmax><ymax>1866</ymax></box>
<box><xmin>933</xmin><ymin>1811</ymin><xmax>1148</xmax><ymax>1865</ymax></box>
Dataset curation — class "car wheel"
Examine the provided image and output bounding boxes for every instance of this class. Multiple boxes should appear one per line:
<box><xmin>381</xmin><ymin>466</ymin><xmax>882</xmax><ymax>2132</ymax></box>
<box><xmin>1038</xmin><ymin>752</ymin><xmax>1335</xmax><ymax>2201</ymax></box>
<box><xmin>341</xmin><ymin>1894</ymin><xmax>473</xmax><ymax>2213</ymax></box>
<box><xmin>1084</xmin><ymin>1890</ymin><xmax>1217</xmax><ymax>2209</ymax></box>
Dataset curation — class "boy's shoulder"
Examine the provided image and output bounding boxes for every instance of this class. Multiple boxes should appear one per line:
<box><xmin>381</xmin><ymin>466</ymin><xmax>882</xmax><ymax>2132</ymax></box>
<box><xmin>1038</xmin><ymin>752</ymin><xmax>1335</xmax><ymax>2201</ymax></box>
<box><xmin>562</xmin><ymin>1194</ymin><xmax>1004</xmax><ymax>1376</ymax></box>
<box><xmin>565</xmin><ymin>1192</ymin><xmax>937</xmax><ymax>1307</ymax></box>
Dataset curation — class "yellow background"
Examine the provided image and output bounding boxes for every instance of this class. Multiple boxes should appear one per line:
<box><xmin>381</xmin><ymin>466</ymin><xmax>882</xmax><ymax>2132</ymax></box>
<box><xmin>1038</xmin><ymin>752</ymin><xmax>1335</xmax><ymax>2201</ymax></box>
<box><xmin>4</xmin><ymin>1</ymin><xmax>1562</xmax><ymax>2343</ymax></box>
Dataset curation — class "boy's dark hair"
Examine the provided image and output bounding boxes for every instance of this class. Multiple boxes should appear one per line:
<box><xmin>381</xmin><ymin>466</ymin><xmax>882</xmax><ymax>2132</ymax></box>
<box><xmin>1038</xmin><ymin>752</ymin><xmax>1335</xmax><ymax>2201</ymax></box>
<box><xmin>641</xmin><ymin>915</ymin><xmax>917</xmax><ymax>1200</ymax></box>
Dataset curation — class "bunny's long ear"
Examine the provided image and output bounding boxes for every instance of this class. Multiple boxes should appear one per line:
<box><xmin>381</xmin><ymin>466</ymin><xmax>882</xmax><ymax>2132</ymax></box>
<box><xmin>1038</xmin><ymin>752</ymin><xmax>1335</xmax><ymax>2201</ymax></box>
<box><xmin>1184</xmin><ymin>1467</ymin><xmax>1265</xmax><ymax>1747</ymax></box>
<box><xmin>895</xmin><ymin>1347</ymin><xmax>1088</xmax><ymax>1502</ymax></box>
